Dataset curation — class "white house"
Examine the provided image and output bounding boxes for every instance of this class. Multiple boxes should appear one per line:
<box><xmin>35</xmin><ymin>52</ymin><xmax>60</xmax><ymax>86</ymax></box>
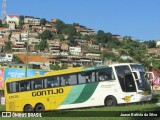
<box><xmin>156</xmin><ymin>40</ymin><xmax>160</xmax><ymax>47</ymax></box>
<box><xmin>0</xmin><ymin>54</ymin><xmax>13</xmax><ymax>62</ymax></box>
<box><xmin>8</xmin><ymin>21</ymin><xmax>16</xmax><ymax>30</ymax></box>
<box><xmin>69</xmin><ymin>46</ymin><xmax>81</xmax><ymax>55</ymax></box>
<box><xmin>6</xmin><ymin>15</ymin><xmax>20</xmax><ymax>26</ymax></box>
<box><xmin>24</xmin><ymin>16</ymin><xmax>40</xmax><ymax>25</ymax></box>
<box><xmin>21</xmin><ymin>32</ymin><xmax>29</xmax><ymax>41</ymax></box>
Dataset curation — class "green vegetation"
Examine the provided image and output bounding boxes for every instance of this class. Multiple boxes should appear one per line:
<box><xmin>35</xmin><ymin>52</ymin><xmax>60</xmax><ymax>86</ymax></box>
<box><xmin>50</xmin><ymin>63</ymin><xmax>68</xmax><ymax>70</ymax></box>
<box><xmin>3</xmin><ymin>41</ymin><xmax>12</xmax><ymax>53</ymax></box>
<box><xmin>40</xmin><ymin>18</ymin><xmax>47</xmax><ymax>26</ymax></box>
<box><xmin>144</xmin><ymin>40</ymin><xmax>157</xmax><ymax>48</ymax></box>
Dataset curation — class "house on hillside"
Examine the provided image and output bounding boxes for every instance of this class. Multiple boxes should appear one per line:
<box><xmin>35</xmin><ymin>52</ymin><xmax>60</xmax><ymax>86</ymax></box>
<box><xmin>6</xmin><ymin>15</ymin><xmax>20</xmax><ymax>26</ymax></box>
<box><xmin>74</xmin><ymin>24</ymin><xmax>96</xmax><ymax>36</ymax></box>
<box><xmin>156</xmin><ymin>40</ymin><xmax>160</xmax><ymax>48</ymax></box>
<box><xmin>47</xmin><ymin>40</ymin><xmax>61</xmax><ymax>55</ymax></box>
<box><xmin>10</xmin><ymin>31</ymin><xmax>21</xmax><ymax>41</ymax></box>
<box><xmin>24</xmin><ymin>16</ymin><xmax>40</xmax><ymax>26</ymax></box>
<box><xmin>88</xmin><ymin>44</ymin><xmax>100</xmax><ymax>51</ymax></box>
<box><xmin>69</xmin><ymin>46</ymin><xmax>81</xmax><ymax>55</ymax></box>
<box><xmin>0</xmin><ymin>53</ymin><xmax>13</xmax><ymax>62</ymax></box>
<box><xmin>112</xmin><ymin>34</ymin><xmax>123</xmax><ymax>41</ymax></box>
<box><xmin>12</xmin><ymin>41</ymin><xmax>26</xmax><ymax>52</ymax></box>
<box><xmin>8</xmin><ymin>21</ymin><xmax>16</xmax><ymax>30</ymax></box>
<box><xmin>21</xmin><ymin>31</ymin><xmax>29</xmax><ymax>41</ymax></box>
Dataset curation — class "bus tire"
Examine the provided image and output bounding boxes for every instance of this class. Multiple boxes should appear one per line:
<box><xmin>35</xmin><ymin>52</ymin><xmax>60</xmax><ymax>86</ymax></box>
<box><xmin>105</xmin><ymin>96</ymin><xmax>117</xmax><ymax>106</ymax></box>
<box><xmin>35</xmin><ymin>103</ymin><xmax>45</xmax><ymax>112</ymax></box>
<box><xmin>24</xmin><ymin>104</ymin><xmax>33</xmax><ymax>112</ymax></box>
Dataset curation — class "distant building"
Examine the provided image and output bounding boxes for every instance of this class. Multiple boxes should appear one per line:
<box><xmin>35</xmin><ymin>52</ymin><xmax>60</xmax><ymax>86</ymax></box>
<box><xmin>0</xmin><ymin>53</ymin><xmax>13</xmax><ymax>62</ymax></box>
<box><xmin>24</xmin><ymin>16</ymin><xmax>40</xmax><ymax>26</ymax></box>
<box><xmin>112</xmin><ymin>34</ymin><xmax>123</xmax><ymax>41</ymax></box>
<box><xmin>88</xmin><ymin>44</ymin><xmax>100</xmax><ymax>51</ymax></box>
<box><xmin>6</xmin><ymin>15</ymin><xmax>20</xmax><ymax>26</ymax></box>
<box><xmin>10</xmin><ymin>32</ymin><xmax>21</xmax><ymax>41</ymax></box>
<box><xmin>69</xmin><ymin>46</ymin><xmax>81</xmax><ymax>55</ymax></box>
<box><xmin>74</xmin><ymin>24</ymin><xmax>96</xmax><ymax>36</ymax></box>
<box><xmin>47</xmin><ymin>39</ymin><xmax>61</xmax><ymax>55</ymax></box>
<box><xmin>21</xmin><ymin>32</ymin><xmax>29</xmax><ymax>41</ymax></box>
<box><xmin>8</xmin><ymin>21</ymin><xmax>16</xmax><ymax>30</ymax></box>
<box><xmin>156</xmin><ymin>40</ymin><xmax>160</xmax><ymax>47</ymax></box>
<box><xmin>50</xmin><ymin>19</ymin><xmax>59</xmax><ymax>23</ymax></box>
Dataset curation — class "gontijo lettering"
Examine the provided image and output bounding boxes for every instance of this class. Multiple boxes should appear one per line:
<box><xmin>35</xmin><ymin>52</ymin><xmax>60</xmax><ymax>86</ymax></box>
<box><xmin>32</xmin><ymin>88</ymin><xmax>64</xmax><ymax>97</ymax></box>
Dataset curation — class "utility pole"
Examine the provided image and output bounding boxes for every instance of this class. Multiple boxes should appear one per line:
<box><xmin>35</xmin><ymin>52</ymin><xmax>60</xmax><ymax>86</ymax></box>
<box><xmin>25</xmin><ymin>31</ymin><xmax>29</xmax><ymax>77</ymax></box>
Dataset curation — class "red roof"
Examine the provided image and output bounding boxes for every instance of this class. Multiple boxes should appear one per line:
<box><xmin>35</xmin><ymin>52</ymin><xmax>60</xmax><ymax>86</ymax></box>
<box><xmin>8</xmin><ymin>15</ymin><xmax>20</xmax><ymax>19</ymax></box>
<box><xmin>0</xmin><ymin>28</ymin><xmax>4</xmax><ymax>30</ymax></box>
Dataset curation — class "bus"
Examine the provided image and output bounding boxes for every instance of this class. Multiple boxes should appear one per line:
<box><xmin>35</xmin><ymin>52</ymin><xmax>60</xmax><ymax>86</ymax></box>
<box><xmin>4</xmin><ymin>63</ymin><xmax>152</xmax><ymax>112</ymax></box>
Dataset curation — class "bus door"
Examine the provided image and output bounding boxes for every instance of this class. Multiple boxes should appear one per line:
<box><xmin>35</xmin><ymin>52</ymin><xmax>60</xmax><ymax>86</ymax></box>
<box><xmin>115</xmin><ymin>66</ymin><xmax>137</xmax><ymax>103</ymax></box>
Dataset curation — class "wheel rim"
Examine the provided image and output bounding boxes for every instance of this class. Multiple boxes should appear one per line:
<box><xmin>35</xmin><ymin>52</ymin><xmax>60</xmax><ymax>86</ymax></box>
<box><xmin>24</xmin><ymin>105</ymin><xmax>33</xmax><ymax>112</ymax></box>
<box><xmin>107</xmin><ymin>99</ymin><xmax>113</xmax><ymax>106</ymax></box>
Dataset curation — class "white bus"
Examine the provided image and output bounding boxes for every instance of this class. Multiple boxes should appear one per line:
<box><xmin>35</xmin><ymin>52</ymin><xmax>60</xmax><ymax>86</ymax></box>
<box><xmin>5</xmin><ymin>63</ymin><xmax>152</xmax><ymax>112</ymax></box>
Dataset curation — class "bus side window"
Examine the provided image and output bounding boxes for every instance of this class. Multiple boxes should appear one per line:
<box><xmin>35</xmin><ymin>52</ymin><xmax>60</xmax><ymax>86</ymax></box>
<box><xmin>33</xmin><ymin>79</ymin><xmax>43</xmax><ymax>90</ymax></box>
<box><xmin>19</xmin><ymin>81</ymin><xmax>30</xmax><ymax>92</ymax></box>
<box><xmin>69</xmin><ymin>74</ymin><xmax>77</xmax><ymax>85</ymax></box>
<box><xmin>78</xmin><ymin>73</ymin><xmax>86</xmax><ymax>84</ymax></box>
<box><xmin>7</xmin><ymin>82</ymin><xmax>19</xmax><ymax>93</ymax></box>
<box><xmin>47</xmin><ymin>77</ymin><xmax>59</xmax><ymax>88</ymax></box>
<box><xmin>97</xmin><ymin>68</ymin><xmax>115</xmax><ymax>81</ymax></box>
<box><xmin>61</xmin><ymin>75</ymin><xmax>70</xmax><ymax>86</ymax></box>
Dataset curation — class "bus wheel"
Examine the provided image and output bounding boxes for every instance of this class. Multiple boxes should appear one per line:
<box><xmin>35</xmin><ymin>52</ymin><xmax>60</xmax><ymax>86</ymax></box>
<box><xmin>105</xmin><ymin>96</ymin><xmax>117</xmax><ymax>106</ymax></box>
<box><xmin>24</xmin><ymin>104</ymin><xmax>33</xmax><ymax>112</ymax></box>
<box><xmin>35</xmin><ymin>104</ymin><xmax>45</xmax><ymax>112</ymax></box>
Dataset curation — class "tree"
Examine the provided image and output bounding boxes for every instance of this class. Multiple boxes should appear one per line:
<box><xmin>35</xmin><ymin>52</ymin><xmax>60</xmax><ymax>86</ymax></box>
<box><xmin>55</xmin><ymin>20</ymin><xmax>66</xmax><ymax>34</ymax></box>
<box><xmin>13</xmin><ymin>55</ymin><xmax>23</xmax><ymax>64</ymax></box>
<box><xmin>19</xmin><ymin>15</ymin><xmax>24</xmax><ymax>22</ymax></box>
<box><xmin>96</xmin><ymin>30</ymin><xmax>111</xmax><ymax>44</ymax></box>
<box><xmin>0</xmin><ymin>19</ymin><xmax>3</xmax><ymax>27</ymax></box>
<box><xmin>144</xmin><ymin>40</ymin><xmax>156</xmax><ymax>48</ymax></box>
<box><xmin>50</xmin><ymin>63</ymin><xmax>61</xmax><ymax>70</ymax></box>
<box><xmin>57</xmin><ymin>34</ymin><xmax>65</xmax><ymax>41</ymax></box>
<box><xmin>62</xmin><ymin>24</ymin><xmax>77</xmax><ymax>36</ymax></box>
<box><xmin>50</xmin><ymin>63</ymin><xmax>68</xmax><ymax>70</ymax></box>
<box><xmin>3</xmin><ymin>41</ymin><xmax>12</xmax><ymax>52</ymax></box>
<box><xmin>82</xmin><ymin>34</ymin><xmax>90</xmax><ymax>40</ymax></box>
<box><xmin>18</xmin><ymin>16</ymin><xmax>25</xmax><ymax>29</ymax></box>
<box><xmin>68</xmin><ymin>36</ymin><xmax>78</xmax><ymax>46</ymax></box>
<box><xmin>38</xmin><ymin>40</ymin><xmax>48</xmax><ymax>51</ymax></box>
<box><xmin>40</xmin><ymin>18</ymin><xmax>47</xmax><ymax>26</ymax></box>
<box><xmin>40</xmin><ymin>30</ymin><xmax>53</xmax><ymax>40</ymax></box>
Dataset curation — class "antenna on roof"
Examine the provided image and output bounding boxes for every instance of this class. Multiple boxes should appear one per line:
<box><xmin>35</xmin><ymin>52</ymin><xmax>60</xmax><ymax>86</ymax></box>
<box><xmin>1</xmin><ymin>0</ymin><xmax>7</xmax><ymax>19</ymax></box>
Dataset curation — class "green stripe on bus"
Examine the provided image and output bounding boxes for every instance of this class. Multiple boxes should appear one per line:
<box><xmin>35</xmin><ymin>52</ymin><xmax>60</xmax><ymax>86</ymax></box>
<box><xmin>61</xmin><ymin>84</ymin><xmax>86</xmax><ymax>105</ymax></box>
<box><xmin>72</xmin><ymin>82</ymin><xmax>99</xmax><ymax>104</ymax></box>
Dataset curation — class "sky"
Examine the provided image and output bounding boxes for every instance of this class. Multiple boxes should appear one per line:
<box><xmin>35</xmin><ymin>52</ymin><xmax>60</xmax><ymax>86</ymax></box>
<box><xmin>1</xmin><ymin>0</ymin><xmax>160</xmax><ymax>41</ymax></box>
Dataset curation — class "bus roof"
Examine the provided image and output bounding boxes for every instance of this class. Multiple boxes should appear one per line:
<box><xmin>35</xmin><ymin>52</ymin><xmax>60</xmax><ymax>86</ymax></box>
<box><xmin>109</xmin><ymin>63</ymin><xmax>141</xmax><ymax>67</ymax></box>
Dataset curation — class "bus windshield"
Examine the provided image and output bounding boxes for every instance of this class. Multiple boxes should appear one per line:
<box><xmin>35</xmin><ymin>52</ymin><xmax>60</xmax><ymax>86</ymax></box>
<box><xmin>131</xmin><ymin>65</ymin><xmax>150</xmax><ymax>91</ymax></box>
<box><xmin>130</xmin><ymin>65</ymin><xmax>145</xmax><ymax>72</ymax></box>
